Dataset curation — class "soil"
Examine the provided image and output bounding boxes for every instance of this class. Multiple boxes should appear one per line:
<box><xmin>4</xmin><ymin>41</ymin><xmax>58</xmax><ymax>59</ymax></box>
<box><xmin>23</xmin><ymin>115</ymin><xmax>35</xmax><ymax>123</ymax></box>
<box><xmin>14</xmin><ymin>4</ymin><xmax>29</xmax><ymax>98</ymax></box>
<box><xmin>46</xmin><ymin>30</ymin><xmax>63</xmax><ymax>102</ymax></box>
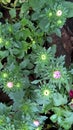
<box><xmin>51</xmin><ymin>24</ymin><xmax>73</xmax><ymax>67</ymax></box>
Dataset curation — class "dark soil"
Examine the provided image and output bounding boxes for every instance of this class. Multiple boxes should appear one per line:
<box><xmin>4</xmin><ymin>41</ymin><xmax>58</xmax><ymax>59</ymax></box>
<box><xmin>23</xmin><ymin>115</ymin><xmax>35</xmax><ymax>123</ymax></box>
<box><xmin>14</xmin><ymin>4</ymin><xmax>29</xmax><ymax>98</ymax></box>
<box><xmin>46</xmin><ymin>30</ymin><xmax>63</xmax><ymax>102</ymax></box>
<box><xmin>51</xmin><ymin>24</ymin><xmax>73</xmax><ymax>67</ymax></box>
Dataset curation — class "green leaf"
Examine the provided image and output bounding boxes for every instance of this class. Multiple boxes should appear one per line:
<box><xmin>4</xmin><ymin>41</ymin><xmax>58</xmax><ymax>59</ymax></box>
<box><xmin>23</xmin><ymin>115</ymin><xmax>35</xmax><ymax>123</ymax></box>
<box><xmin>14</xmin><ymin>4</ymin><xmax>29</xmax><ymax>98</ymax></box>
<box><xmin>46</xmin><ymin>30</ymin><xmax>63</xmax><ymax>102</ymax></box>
<box><xmin>9</xmin><ymin>8</ymin><xmax>16</xmax><ymax>18</ymax></box>
<box><xmin>31</xmin><ymin>80</ymin><xmax>40</xmax><ymax>84</ymax></box>
<box><xmin>0</xmin><ymin>103</ymin><xmax>11</xmax><ymax>115</ymax></box>
<box><xmin>53</xmin><ymin>93</ymin><xmax>67</xmax><ymax>106</ymax></box>
<box><xmin>55</xmin><ymin>28</ymin><xmax>61</xmax><ymax>37</ymax></box>
<box><xmin>42</xmin><ymin>102</ymin><xmax>54</xmax><ymax>114</ymax></box>
<box><xmin>47</xmin><ymin>37</ymin><xmax>52</xmax><ymax>43</ymax></box>
<box><xmin>63</xmin><ymin>1</ymin><xmax>73</xmax><ymax>18</ymax></box>
<box><xmin>64</xmin><ymin>111</ymin><xmax>73</xmax><ymax>125</ymax></box>
<box><xmin>20</xmin><ymin>59</ymin><xmax>29</xmax><ymax>69</ymax></box>
<box><xmin>29</xmin><ymin>0</ymin><xmax>46</xmax><ymax>11</ymax></box>
<box><xmin>50</xmin><ymin>114</ymin><xmax>57</xmax><ymax>123</ymax></box>
<box><xmin>19</xmin><ymin>2</ymin><xmax>29</xmax><ymax>17</ymax></box>
<box><xmin>51</xmin><ymin>45</ymin><xmax>56</xmax><ymax>56</ymax></box>
<box><xmin>31</xmin><ymin>12</ymin><xmax>40</xmax><ymax>21</ymax></box>
<box><xmin>67</xmin><ymin>10</ymin><xmax>73</xmax><ymax>18</ymax></box>
<box><xmin>0</xmin><ymin>50</ymin><xmax>9</xmax><ymax>59</ymax></box>
<box><xmin>9</xmin><ymin>89</ymin><xmax>24</xmax><ymax>102</ymax></box>
<box><xmin>39</xmin><ymin>18</ymin><xmax>50</xmax><ymax>32</ymax></box>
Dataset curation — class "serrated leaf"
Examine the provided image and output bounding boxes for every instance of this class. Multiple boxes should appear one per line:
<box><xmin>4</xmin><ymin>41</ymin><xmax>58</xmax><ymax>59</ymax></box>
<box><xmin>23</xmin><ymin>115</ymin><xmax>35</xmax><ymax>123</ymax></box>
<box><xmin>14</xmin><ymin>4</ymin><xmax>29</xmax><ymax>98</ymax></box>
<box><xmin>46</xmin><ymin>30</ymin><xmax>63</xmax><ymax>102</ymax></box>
<box><xmin>9</xmin><ymin>89</ymin><xmax>24</xmax><ymax>102</ymax></box>
<box><xmin>63</xmin><ymin>1</ymin><xmax>73</xmax><ymax>18</ymax></box>
<box><xmin>0</xmin><ymin>103</ymin><xmax>11</xmax><ymax>115</ymax></box>
<box><xmin>53</xmin><ymin>93</ymin><xmax>67</xmax><ymax>106</ymax></box>
<box><xmin>20</xmin><ymin>59</ymin><xmax>29</xmax><ymax>69</ymax></box>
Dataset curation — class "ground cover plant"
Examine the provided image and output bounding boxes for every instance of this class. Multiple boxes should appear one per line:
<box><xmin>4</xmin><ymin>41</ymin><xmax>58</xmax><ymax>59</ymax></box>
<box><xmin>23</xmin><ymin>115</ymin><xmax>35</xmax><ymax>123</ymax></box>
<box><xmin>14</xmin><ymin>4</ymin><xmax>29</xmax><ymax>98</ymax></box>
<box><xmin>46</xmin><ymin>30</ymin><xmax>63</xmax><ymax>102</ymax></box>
<box><xmin>0</xmin><ymin>0</ymin><xmax>73</xmax><ymax>129</ymax></box>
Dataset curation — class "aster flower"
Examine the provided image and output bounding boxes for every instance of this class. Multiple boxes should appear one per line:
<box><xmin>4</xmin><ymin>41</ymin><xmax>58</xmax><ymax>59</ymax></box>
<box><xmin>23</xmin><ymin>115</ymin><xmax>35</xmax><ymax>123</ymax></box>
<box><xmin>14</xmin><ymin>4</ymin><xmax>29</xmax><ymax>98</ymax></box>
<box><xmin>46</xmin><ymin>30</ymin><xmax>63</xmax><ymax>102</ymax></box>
<box><xmin>35</xmin><ymin>47</ymin><xmax>52</xmax><ymax>67</ymax></box>
<box><xmin>36</xmin><ymin>49</ymin><xmax>48</xmax><ymax>64</ymax></box>
<box><xmin>2</xmin><ymin>73</ymin><xmax>23</xmax><ymax>93</ymax></box>
<box><xmin>7</xmin><ymin>82</ymin><xmax>13</xmax><ymax>88</ymax></box>
<box><xmin>53</xmin><ymin>71</ymin><xmax>61</xmax><ymax>79</ymax></box>
<box><xmin>41</xmin><ymin>54</ymin><xmax>47</xmax><ymax>61</ymax></box>
<box><xmin>3</xmin><ymin>81</ymin><xmax>14</xmax><ymax>92</ymax></box>
<box><xmin>56</xmin><ymin>10</ymin><xmax>62</xmax><ymax>16</ymax></box>
<box><xmin>41</xmin><ymin>86</ymin><xmax>50</xmax><ymax>97</ymax></box>
<box><xmin>69</xmin><ymin>90</ymin><xmax>73</xmax><ymax>98</ymax></box>
<box><xmin>40</xmin><ymin>82</ymin><xmax>54</xmax><ymax>99</ymax></box>
<box><xmin>46</xmin><ymin>61</ymin><xmax>69</xmax><ymax>88</ymax></box>
<box><xmin>54</xmin><ymin>3</ymin><xmax>68</xmax><ymax>18</ymax></box>
<box><xmin>54</xmin><ymin>3</ymin><xmax>68</xmax><ymax>28</ymax></box>
<box><xmin>43</xmin><ymin>89</ymin><xmax>50</xmax><ymax>96</ymax></box>
<box><xmin>33</xmin><ymin>120</ymin><xmax>40</xmax><ymax>127</ymax></box>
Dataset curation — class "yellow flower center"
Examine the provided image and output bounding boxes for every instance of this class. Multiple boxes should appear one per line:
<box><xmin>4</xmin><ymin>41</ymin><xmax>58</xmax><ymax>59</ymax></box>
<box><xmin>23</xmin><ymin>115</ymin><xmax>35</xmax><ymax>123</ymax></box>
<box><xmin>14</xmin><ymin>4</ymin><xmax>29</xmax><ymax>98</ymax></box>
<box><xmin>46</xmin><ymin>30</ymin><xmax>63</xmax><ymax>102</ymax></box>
<box><xmin>41</xmin><ymin>54</ymin><xmax>46</xmax><ymax>60</ymax></box>
<box><xmin>43</xmin><ymin>89</ymin><xmax>50</xmax><ymax>96</ymax></box>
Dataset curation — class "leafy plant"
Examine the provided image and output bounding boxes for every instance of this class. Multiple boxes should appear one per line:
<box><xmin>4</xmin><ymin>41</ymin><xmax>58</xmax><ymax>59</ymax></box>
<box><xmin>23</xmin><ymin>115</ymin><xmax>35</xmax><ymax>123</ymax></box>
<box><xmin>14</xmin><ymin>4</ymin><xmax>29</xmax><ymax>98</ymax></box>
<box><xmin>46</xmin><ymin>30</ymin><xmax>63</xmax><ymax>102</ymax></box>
<box><xmin>0</xmin><ymin>0</ymin><xmax>73</xmax><ymax>130</ymax></box>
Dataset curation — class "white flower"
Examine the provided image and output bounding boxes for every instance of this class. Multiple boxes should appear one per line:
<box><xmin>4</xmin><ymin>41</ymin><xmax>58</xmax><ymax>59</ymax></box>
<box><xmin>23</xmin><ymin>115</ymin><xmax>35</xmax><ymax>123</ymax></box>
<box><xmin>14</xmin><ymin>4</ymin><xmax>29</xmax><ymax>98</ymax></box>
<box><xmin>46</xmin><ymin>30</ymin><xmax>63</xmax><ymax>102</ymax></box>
<box><xmin>7</xmin><ymin>82</ymin><xmax>13</xmax><ymax>88</ymax></box>
<box><xmin>56</xmin><ymin>10</ymin><xmax>62</xmax><ymax>16</ymax></box>
<box><xmin>33</xmin><ymin>120</ymin><xmax>40</xmax><ymax>127</ymax></box>
<box><xmin>43</xmin><ymin>89</ymin><xmax>50</xmax><ymax>96</ymax></box>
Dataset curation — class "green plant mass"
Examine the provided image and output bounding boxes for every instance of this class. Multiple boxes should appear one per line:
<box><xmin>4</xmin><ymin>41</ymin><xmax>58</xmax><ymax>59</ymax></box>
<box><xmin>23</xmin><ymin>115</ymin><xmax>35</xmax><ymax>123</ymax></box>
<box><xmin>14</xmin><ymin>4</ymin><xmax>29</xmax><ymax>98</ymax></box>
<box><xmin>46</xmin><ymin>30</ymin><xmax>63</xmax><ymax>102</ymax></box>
<box><xmin>0</xmin><ymin>0</ymin><xmax>73</xmax><ymax>129</ymax></box>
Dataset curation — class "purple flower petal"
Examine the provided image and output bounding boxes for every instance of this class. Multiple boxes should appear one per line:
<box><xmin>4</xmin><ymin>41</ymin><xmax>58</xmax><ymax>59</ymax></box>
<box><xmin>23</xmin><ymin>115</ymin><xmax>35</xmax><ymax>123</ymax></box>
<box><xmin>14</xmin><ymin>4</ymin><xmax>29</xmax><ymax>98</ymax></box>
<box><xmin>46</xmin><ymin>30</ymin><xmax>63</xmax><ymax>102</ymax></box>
<box><xmin>53</xmin><ymin>71</ymin><xmax>61</xmax><ymax>79</ymax></box>
<box><xmin>69</xmin><ymin>90</ymin><xmax>73</xmax><ymax>98</ymax></box>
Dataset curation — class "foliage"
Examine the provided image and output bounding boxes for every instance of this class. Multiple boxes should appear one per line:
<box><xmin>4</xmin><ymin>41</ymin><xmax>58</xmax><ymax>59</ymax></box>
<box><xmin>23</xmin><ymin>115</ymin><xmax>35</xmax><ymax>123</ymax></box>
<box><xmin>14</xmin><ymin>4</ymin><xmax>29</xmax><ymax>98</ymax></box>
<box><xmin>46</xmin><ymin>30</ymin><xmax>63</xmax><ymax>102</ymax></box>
<box><xmin>0</xmin><ymin>0</ymin><xmax>73</xmax><ymax>130</ymax></box>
